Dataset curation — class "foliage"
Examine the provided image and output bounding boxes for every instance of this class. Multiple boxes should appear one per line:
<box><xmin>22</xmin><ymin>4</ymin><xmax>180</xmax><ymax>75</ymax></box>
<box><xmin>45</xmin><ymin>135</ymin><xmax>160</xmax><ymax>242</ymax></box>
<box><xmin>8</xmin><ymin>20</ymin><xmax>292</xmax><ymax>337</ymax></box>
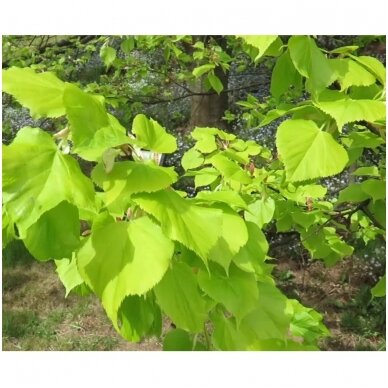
<box><xmin>2</xmin><ymin>35</ymin><xmax>386</xmax><ymax>350</ymax></box>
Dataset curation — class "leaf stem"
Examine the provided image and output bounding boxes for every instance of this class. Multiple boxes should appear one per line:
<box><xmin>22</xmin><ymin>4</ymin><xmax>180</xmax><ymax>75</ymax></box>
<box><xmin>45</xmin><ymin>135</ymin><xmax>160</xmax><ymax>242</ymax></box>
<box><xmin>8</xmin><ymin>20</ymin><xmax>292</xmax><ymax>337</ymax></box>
<box><xmin>203</xmin><ymin>322</ymin><xmax>211</xmax><ymax>350</ymax></box>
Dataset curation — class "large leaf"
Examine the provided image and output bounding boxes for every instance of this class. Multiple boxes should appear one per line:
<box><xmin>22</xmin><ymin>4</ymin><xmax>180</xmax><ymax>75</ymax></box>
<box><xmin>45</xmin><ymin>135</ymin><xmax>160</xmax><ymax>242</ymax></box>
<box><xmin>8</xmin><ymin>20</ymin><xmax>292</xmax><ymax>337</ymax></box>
<box><xmin>2</xmin><ymin>127</ymin><xmax>96</xmax><ymax>236</ymax></box>
<box><xmin>349</xmin><ymin>55</ymin><xmax>386</xmax><ymax>86</ymax></box>
<box><xmin>207</xmin><ymin>204</ymin><xmax>248</xmax><ymax>273</ymax></box>
<box><xmin>23</xmin><ymin>201</ymin><xmax>80</xmax><ymax>261</ymax></box>
<box><xmin>330</xmin><ymin>58</ymin><xmax>376</xmax><ymax>91</ymax></box>
<box><xmin>117</xmin><ymin>295</ymin><xmax>161</xmax><ymax>342</ymax></box>
<box><xmin>2</xmin><ymin>67</ymin><xmax>66</xmax><ymax>118</ymax></box>
<box><xmin>154</xmin><ymin>262</ymin><xmax>207</xmax><ymax>333</ymax></box>
<box><xmin>63</xmin><ymin>84</ymin><xmax>130</xmax><ymax>161</ymax></box>
<box><xmin>276</xmin><ymin>119</ymin><xmax>348</xmax><ymax>182</ymax></box>
<box><xmin>288</xmin><ymin>36</ymin><xmax>335</xmax><ymax>93</ymax></box>
<box><xmin>240</xmin><ymin>283</ymin><xmax>292</xmax><ymax>342</ymax></box>
<box><xmin>198</xmin><ymin>264</ymin><xmax>259</xmax><ymax>323</ymax></box>
<box><xmin>210</xmin><ymin>153</ymin><xmax>251</xmax><ymax>184</ymax></box>
<box><xmin>271</xmin><ymin>51</ymin><xmax>302</xmax><ymax>99</ymax></box>
<box><xmin>92</xmin><ymin>161</ymin><xmax>177</xmax><ymax>212</ymax></box>
<box><xmin>77</xmin><ymin>216</ymin><xmax>174</xmax><ymax>331</ymax></box>
<box><xmin>232</xmin><ymin>222</ymin><xmax>269</xmax><ymax>279</ymax></box>
<box><xmin>315</xmin><ymin>90</ymin><xmax>386</xmax><ymax>132</ymax></box>
<box><xmin>133</xmin><ymin>190</ymin><xmax>223</xmax><ymax>264</ymax></box>
<box><xmin>132</xmin><ymin>114</ymin><xmax>177</xmax><ymax>153</ymax></box>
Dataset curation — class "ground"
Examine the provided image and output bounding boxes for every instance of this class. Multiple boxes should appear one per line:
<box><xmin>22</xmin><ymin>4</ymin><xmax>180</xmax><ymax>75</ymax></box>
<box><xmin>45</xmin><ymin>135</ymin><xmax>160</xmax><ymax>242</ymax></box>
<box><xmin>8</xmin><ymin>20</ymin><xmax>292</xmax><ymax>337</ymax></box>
<box><xmin>2</xmin><ymin>248</ymin><xmax>385</xmax><ymax>351</ymax></box>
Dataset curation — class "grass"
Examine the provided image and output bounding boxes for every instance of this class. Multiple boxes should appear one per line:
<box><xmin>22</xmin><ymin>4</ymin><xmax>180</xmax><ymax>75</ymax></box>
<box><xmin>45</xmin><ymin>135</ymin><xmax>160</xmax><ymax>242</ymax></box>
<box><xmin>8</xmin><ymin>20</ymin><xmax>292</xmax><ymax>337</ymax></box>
<box><xmin>2</xmin><ymin>242</ymin><xmax>162</xmax><ymax>351</ymax></box>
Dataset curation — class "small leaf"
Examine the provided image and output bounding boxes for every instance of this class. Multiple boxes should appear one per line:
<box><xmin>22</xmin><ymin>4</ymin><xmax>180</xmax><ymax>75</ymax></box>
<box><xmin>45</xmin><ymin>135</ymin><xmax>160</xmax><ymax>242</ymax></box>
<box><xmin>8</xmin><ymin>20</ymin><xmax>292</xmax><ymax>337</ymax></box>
<box><xmin>351</xmin><ymin>166</ymin><xmax>380</xmax><ymax>177</ymax></box>
<box><xmin>100</xmin><ymin>45</ymin><xmax>116</xmax><ymax>68</ymax></box>
<box><xmin>163</xmin><ymin>329</ymin><xmax>193</xmax><ymax>351</ymax></box>
<box><xmin>192</xmin><ymin>64</ymin><xmax>215</xmax><ymax>78</ymax></box>
<box><xmin>132</xmin><ymin>114</ymin><xmax>177</xmax><ymax>153</ymax></box>
<box><xmin>371</xmin><ymin>275</ymin><xmax>386</xmax><ymax>297</ymax></box>
<box><xmin>55</xmin><ymin>256</ymin><xmax>85</xmax><ymax>297</ymax></box>
<box><xmin>238</xmin><ymin>35</ymin><xmax>278</xmax><ymax>61</ymax></box>
<box><xmin>181</xmin><ymin>147</ymin><xmax>204</xmax><ymax>170</ymax></box>
<box><xmin>207</xmin><ymin>73</ymin><xmax>224</xmax><ymax>94</ymax></box>
<box><xmin>276</xmin><ymin>119</ymin><xmax>348</xmax><ymax>182</ymax></box>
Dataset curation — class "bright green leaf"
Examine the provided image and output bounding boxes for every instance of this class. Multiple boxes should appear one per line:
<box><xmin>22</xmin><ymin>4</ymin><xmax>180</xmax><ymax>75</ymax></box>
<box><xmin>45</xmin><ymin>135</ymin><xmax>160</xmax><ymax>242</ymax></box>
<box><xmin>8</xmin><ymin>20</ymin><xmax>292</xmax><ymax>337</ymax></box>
<box><xmin>192</xmin><ymin>64</ymin><xmax>215</xmax><ymax>78</ymax></box>
<box><xmin>133</xmin><ymin>190</ymin><xmax>223</xmax><ymax>263</ymax></box>
<box><xmin>371</xmin><ymin>275</ymin><xmax>386</xmax><ymax>297</ymax></box>
<box><xmin>132</xmin><ymin>114</ymin><xmax>177</xmax><ymax>153</ymax></box>
<box><xmin>181</xmin><ymin>147</ymin><xmax>204</xmax><ymax>170</ymax></box>
<box><xmin>288</xmin><ymin>36</ymin><xmax>335</xmax><ymax>93</ymax></box>
<box><xmin>154</xmin><ymin>262</ymin><xmax>207</xmax><ymax>333</ymax></box>
<box><xmin>77</xmin><ymin>216</ymin><xmax>174</xmax><ymax>332</ymax></box>
<box><xmin>55</xmin><ymin>256</ymin><xmax>85</xmax><ymax>297</ymax></box>
<box><xmin>315</xmin><ymin>90</ymin><xmax>386</xmax><ymax>132</ymax></box>
<box><xmin>208</xmin><ymin>73</ymin><xmax>224</xmax><ymax>94</ymax></box>
<box><xmin>100</xmin><ymin>45</ymin><xmax>116</xmax><ymax>68</ymax></box>
<box><xmin>2</xmin><ymin>127</ymin><xmax>96</xmax><ymax>236</ymax></box>
<box><xmin>163</xmin><ymin>329</ymin><xmax>193</xmax><ymax>351</ymax></box>
<box><xmin>24</xmin><ymin>201</ymin><xmax>80</xmax><ymax>261</ymax></box>
<box><xmin>198</xmin><ymin>264</ymin><xmax>258</xmax><ymax>323</ymax></box>
<box><xmin>245</xmin><ymin>197</ymin><xmax>275</xmax><ymax>228</ymax></box>
<box><xmin>2</xmin><ymin>67</ymin><xmax>66</xmax><ymax>119</ymax></box>
<box><xmin>276</xmin><ymin>119</ymin><xmax>348</xmax><ymax>182</ymax></box>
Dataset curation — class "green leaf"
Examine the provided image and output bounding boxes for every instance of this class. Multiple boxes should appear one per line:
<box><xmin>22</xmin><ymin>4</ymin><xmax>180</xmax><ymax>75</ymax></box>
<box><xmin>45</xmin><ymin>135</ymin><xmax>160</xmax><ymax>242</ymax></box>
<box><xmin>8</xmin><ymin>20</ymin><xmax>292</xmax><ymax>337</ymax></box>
<box><xmin>92</xmin><ymin>161</ymin><xmax>177</xmax><ymax>212</ymax></box>
<box><xmin>63</xmin><ymin>84</ymin><xmax>130</xmax><ymax>161</ymax></box>
<box><xmin>2</xmin><ymin>208</ymin><xmax>15</xmax><ymax>248</ymax></box>
<box><xmin>211</xmin><ymin>311</ymin><xmax>247</xmax><ymax>350</ymax></box>
<box><xmin>117</xmin><ymin>295</ymin><xmax>161</xmax><ymax>342</ymax></box>
<box><xmin>154</xmin><ymin>262</ymin><xmax>207</xmax><ymax>333</ymax></box>
<box><xmin>100</xmin><ymin>45</ymin><xmax>116</xmax><ymax>68</ymax></box>
<box><xmin>207</xmin><ymin>205</ymin><xmax>248</xmax><ymax>273</ymax></box>
<box><xmin>233</xmin><ymin>222</ymin><xmax>269</xmax><ymax>278</ymax></box>
<box><xmin>271</xmin><ymin>51</ymin><xmax>302</xmax><ymax>99</ymax></box>
<box><xmin>345</xmin><ymin>130</ymin><xmax>385</xmax><ymax>149</ymax></box>
<box><xmin>276</xmin><ymin>119</ymin><xmax>348</xmax><ymax>182</ymax></box>
<box><xmin>349</xmin><ymin>55</ymin><xmax>386</xmax><ymax>86</ymax></box>
<box><xmin>2</xmin><ymin>127</ymin><xmax>96</xmax><ymax>236</ymax></box>
<box><xmin>288</xmin><ymin>36</ymin><xmax>335</xmax><ymax>93</ymax></box>
<box><xmin>280</xmin><ymin>184</ymin><xmax>327</xmax><ymax>203</ymax></box>
<box><xmin>198</xmin><ymin>264</ymin><xmax>258</xmax><ymax>323</ymax></box>
<box><xmin>77</xmin><ymin>216</ymin><xmax>174</xmax><ymax>331</ymax></box>
<box><xmin>301</xmin><ymin>226</ymin><xmax>353</xmax><ymax>266</ymax></box>
<box><xmin>207</xmin><ymin>73</ymin><xmax>224</xmax><ymax>94</ymax></box>
<box><xmin>245</xmin><ymin>197</ymin><xmax>275</xmax><ymax>228</ymax></box>
<box><xmin>192</xmin><ymin>64</ymin><xmax>215</xmax><ymax>78</ymax></box>
<box><xmin>361</xmin><ymin>179</ymin><xmax>386</xmax><ymax>201</ymax></box>
<box><xmin>133</xmin><ymin>190</ymin><xmax>223</xmax><ymax>263</ymax></box>
<box><xmin>330</xmin><ymin>58</ymin><xmax>376</xmax><ymax>91</ymax></box>
<box><xmin>181</xmin><ymin>147</ymin><xmax>204</xmax><ymax>170</ymax></box>
<box><xmin>132</xmin><ymin>114</ymin><xmax>177</xmax><ymax>153</ymax></box>
<box><xmin>337</xmin><ymin>184</ymin><xmax>370</xmax><ymax>203</ymax></box>
<box><xmin>240</xmin><ymin>283</ymin><xmax>291</xmax><ymax>342</ymax></box>
<box><xmin>315</xmin><ymin>90</ymin><xmax>386</xmax><ymax>132</ymax></box>
<box><xmin>288</xmin><ymin>299</ymin><xmax>329</xmax><ymax>344</ymax></box>
<box><xmin>24</xmin><ymin>201</ymin><xmax>80</xmax><ymax>261</ymax></box>
<box><xmin>239</xmin><ymin>35</ymin><xmax>278</xmax><ymax>61</ymax></box>
<box><xmin>351</xmin><ymin>166</ymin><xmax>380</xmax><ymax>177</ymax></box>
<box><xmin>371</xmin><ymin>275</ymin><xmax>386</xmax><ymax>297</ymax></box>
<box><xmin>2</xmin><ymin>67</ymin><xmax>66</xmax><ymax>119</ymax></box>
<box><xmin>55</xmin><ymin>256</ymin><xmax>85</xmax><ymax>297</ymax></box>
<box><xmin>210</xmin><ymin>153</ymin><xmax>251</xmax><ymax>184</ymax></box>
<box><xmin>163</xmin><ymin>329</ymin><xmax>193</xmax><ymax>351</ymax></box>
<box><xmin>196</xmin><ymin>190</ymin><xmax>248</xmax><ymax>210</ymax></box>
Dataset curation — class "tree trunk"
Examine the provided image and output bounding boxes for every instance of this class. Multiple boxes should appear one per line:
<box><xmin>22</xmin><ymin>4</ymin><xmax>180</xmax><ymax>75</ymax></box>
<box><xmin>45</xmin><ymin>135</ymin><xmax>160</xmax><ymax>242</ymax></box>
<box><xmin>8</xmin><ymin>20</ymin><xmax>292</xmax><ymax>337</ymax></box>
<box><xmin>189</xmin><ymin>66</ymin><xmax>229</xmax><ymax>130</ymax></box>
